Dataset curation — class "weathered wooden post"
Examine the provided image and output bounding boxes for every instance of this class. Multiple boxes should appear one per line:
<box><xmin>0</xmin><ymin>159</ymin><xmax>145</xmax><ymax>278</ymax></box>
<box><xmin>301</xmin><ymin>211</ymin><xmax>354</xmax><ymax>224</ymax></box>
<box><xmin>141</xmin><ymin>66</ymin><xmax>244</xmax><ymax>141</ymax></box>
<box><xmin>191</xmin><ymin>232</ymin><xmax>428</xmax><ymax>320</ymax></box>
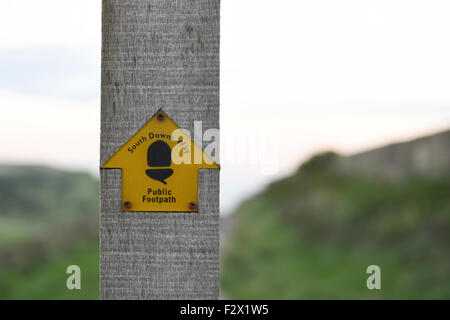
<box><xmin>100</xmin><ymin>0</ymin><xmax>220</xmax><ymax>299</ymax></box>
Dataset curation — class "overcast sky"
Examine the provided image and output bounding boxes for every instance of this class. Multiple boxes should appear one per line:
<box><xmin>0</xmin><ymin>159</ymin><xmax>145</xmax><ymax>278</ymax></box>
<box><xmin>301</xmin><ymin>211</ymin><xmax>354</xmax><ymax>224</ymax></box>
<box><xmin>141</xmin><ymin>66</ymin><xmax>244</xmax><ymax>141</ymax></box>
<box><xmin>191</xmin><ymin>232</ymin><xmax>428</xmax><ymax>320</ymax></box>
<box><xmin>1</xmin><ymin>0</ymin><xmax>449</xmax><ymax>213</ymax></box>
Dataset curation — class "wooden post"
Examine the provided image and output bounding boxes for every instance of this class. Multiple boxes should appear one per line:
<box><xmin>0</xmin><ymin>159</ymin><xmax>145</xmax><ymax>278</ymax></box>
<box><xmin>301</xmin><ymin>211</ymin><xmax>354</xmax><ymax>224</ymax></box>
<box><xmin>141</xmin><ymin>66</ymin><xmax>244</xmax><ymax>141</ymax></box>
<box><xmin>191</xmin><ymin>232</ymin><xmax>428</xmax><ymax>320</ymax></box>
<box><xmin>100</xmin><ymin>0</ymin><xmax>220</xmax><ymax>299</ymax></box>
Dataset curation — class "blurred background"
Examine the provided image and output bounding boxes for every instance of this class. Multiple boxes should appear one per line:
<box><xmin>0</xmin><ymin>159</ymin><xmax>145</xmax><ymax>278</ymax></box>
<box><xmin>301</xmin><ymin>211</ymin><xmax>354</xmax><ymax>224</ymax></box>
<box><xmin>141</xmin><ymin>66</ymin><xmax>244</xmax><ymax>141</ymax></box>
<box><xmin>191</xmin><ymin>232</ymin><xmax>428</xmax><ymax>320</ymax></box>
<box><xmin>0</xmin><ymin>0</ymin><xmax>449</xmax><ymax>299</ymax></box>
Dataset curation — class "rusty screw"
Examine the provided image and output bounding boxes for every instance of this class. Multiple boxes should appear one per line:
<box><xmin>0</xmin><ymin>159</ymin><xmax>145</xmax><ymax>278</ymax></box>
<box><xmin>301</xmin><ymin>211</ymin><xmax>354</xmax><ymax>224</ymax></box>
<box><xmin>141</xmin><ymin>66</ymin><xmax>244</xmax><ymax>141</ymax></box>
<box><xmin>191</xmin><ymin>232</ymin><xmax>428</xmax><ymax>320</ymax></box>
<box><xmin>156</xmin><ymin>112</ymin><xmax>165</xmax><ymax>121</ymax></box>
<box><xmin>123</xmin><ymin>201</ymin><xmax>132</xmax><ymax>210</ymax></box>
<box><xmin>188</xmin><ymin>201</ymin><xmax>197</xmax><ymax>211</ymax></box>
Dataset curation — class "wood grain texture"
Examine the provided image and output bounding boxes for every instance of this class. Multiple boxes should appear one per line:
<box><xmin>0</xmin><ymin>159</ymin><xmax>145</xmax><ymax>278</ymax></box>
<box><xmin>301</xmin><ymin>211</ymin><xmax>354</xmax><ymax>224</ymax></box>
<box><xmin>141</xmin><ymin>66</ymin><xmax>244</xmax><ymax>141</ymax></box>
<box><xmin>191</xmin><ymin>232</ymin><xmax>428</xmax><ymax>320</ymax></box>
<box><xmin>100</xmin><ymin>0</ymin><xmax>219</xmax><ymax>299</ymax></box>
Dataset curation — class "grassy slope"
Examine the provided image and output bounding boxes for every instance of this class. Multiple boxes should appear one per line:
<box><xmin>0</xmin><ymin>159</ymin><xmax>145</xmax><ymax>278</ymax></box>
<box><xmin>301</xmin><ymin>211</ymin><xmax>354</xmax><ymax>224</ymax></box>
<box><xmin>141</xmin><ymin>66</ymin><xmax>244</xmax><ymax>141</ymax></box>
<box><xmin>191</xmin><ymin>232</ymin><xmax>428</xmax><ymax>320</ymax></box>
<box><xmin>0</xmin><ymin>165</ymin><xmax>100</xmax><ymax>299</ymax></box>
<box><xmin>222</xmin><ymin>153</ymin><xmax>450</xmax><ymax>299</ymax></box>
<box><xmin>0</xmin><ymin>243</ymin><xmax>99</xmax><ymax>300</ymax></box>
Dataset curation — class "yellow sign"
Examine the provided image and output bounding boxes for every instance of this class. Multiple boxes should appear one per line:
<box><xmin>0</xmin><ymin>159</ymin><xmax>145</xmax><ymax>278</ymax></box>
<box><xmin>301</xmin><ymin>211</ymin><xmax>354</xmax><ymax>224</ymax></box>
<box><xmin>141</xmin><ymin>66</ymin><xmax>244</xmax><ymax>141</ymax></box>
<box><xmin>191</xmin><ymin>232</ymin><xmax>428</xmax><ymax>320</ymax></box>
<box><xmin>101</xmin><ymin>109</ymin><xmax>219</xmax><ymax>212</ymax></box>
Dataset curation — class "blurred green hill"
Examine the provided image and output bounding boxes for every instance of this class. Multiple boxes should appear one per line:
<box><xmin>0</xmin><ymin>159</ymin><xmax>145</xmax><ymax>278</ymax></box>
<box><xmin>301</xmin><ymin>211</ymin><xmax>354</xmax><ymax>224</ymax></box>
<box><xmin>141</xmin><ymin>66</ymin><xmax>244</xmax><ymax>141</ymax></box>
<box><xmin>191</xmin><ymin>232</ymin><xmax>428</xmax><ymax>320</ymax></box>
<box><xmin>1</xmin><ymin>130</ymin><xmax>449</xmax><ymax>300</ymax></box>
<box><xmin>0</xmin><ymin>166</ymin><xmax>99</xmax><ymax>299</ymax></box>
<box><xmin>221</xmin><ymin>130</ymin><xmax>450</xmax><ymax>299</ymax></box>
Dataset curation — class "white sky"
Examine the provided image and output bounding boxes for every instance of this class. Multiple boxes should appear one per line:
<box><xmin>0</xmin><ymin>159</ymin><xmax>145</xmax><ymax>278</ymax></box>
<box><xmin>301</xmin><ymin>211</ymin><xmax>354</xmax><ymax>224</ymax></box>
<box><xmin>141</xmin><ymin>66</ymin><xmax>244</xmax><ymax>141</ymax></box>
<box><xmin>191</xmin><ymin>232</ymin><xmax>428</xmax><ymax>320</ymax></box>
<box><xmin>0</xmin><ymin>0</ymin><xmax>449</xmax><ymax>213</ymax></box>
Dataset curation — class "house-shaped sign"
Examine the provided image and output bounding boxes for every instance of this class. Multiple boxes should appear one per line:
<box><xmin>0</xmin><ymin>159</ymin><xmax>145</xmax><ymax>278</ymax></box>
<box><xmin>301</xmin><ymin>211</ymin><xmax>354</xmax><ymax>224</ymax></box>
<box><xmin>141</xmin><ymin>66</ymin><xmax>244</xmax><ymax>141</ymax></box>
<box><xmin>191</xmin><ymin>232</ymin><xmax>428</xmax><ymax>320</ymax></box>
<box><xmin>101</xmin><ymin>109</ymin><xmax>219</xmax><ymax>212</ymax></box>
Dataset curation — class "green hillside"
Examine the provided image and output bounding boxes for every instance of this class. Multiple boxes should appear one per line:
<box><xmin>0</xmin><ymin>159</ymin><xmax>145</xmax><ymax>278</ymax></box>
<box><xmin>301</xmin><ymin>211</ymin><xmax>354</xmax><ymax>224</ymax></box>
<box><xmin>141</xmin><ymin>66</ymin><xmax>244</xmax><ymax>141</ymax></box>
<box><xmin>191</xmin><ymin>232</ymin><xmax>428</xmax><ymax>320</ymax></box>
<box><xmin>221</xmin><ymin>152</ymin><xmax>450</xmax><ymax>299</ymax></box>
<box><xmin>1</xmin><ymin>133</ymin><xmax>449</xmax><ymax>299</ymax></box>
<box><xmin>0</xmin><ymin>165</ymin><xmax>99</xmax><ymax>299</ymax></box>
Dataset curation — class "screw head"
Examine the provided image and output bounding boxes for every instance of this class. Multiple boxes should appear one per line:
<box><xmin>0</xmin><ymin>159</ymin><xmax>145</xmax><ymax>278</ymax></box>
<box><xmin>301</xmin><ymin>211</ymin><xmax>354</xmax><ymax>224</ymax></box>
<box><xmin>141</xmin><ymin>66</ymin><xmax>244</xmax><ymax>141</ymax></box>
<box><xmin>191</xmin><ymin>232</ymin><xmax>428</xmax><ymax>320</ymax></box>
<box><xmin>156</xmin><ymin>112</ymin><xmax>165</xmax><ymax>121</ymax></box>
<box><xmin>188</xmin><ymin>201</ymin><xmax>197</xmax><ymax>211</ymax></box>
<box><xmin>123</xmin><ymin>201</ymin><xmax>132</xmax><ymax>210</ymax></box>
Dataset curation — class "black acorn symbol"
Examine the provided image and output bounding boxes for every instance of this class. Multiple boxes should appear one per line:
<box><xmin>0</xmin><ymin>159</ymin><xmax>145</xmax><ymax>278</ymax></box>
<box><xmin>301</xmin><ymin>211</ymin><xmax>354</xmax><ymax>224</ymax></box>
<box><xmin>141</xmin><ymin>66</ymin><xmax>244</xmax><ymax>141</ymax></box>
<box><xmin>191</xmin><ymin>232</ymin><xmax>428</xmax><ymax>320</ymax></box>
<box><xmin>145</xmin><ymin>140</ymin><xmax>173</xmax><ymax>184</ymax></box>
